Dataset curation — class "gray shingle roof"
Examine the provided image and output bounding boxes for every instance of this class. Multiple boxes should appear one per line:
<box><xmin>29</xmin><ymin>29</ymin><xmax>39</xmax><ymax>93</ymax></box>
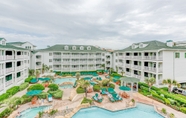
<box><xmin>0</xmin><ymin>44</ymin><xmax>28</xmax><ymax>51</ymax></box>
<box><xmin>35</xmin><ymin>44</ymin><xmax>106</xmax><ymax>53</ymax></box>
<box><xmin>0</xmin><ymin>38</ymin><xmax>6</xmax><ymax>41</ymax></box>
<box><xmin>7</xmin><ymin>42</ymin><xmax>25</xmax><ymax>46</ymax></box>
<box><xmin>116</xmin><ymin>40</ymin><xmax>186</xmax><ymax>52</ymax></box>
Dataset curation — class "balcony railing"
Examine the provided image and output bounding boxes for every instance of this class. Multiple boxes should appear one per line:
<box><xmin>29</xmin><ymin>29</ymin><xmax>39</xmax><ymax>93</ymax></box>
<box><xmin>53</xmin><ymin>55</ymin><xmax>61</xmax><ymax>58</ymax></box>
<box><xmin>80</xmin><ymin>67</ymin><xmax>87</xmax><ymax>70</ymax></box>
<box><xmin>36</xmin><ymin>65</ymin><xmax>42</xmax><ymax>69</ymax></box>
<box><xmin>63</xmin><ymin>55</ymin><xmax>71</xmax><ymax>58</ymax></box>
<box><xmin>17</xmin><ymin>76</ymin><xmax>23</xmax><ymax>82</ymax></box>
<box><xmin>133</xmin><ymin>65</ymin><xmax>141</xmax><ymax>70</ymax></box>
<box><xmin>125</xmin><ymin>64</ymin><xmax>131</xmax><ymax>68</ymax></box>
<box><xmin>0</xmin><ymin>71</ymin><xmax>4</xmax><ymax>76</ymax></box>
<box><xmin>53</xmin><ymin>67</ymin><xmax>61</xmax><ymax>70</ymax></box>
<box><xmin>0</xmin><ymin>56</ymin><xmax>4</xmax><ymax>60</ymax></box>
<box><xmin>143</xmin><ymin>56</ymin><xmax>156</xmax><ymax>60</ymax></box>
<box><xmin>125</xmin><ymin>56</ymin><xmax>131</xmax><ymax>59</ymax></box>
<box><xmin>71</xmin><ymin>68</ymin><xmax>79</xmax><ymax>70</ymax></box>
<box><xmin>62</xmin><ymin>68</ymin><xmax>70</xmax><ymax>70</ymax></box>
<box><xmin>71</xmin><ymin>61</ymin><xmax>79</xmax><ymax>64</ymax></box>
<box><xmin>53</xmin><ymin>61</ymin><xmax>61</xmax><ymax>64</ymax></box>
<box><xmin>71</xmin><ymin>55</ymin><xmax>79</xmax><ymax>58</ymax></box>
<box><xmin>63</xmin><ymin>61</ymin><xmax>70</xmax><ymax>64</ymax></box>
<box><xmin>79</xmin><ymin>61</ymin><xmax>87</xmax><ymax>64</ymax></box>
<box><xmin>17</xmin><ymin>66</ymin><xmax>23</xmax><ymax>71</ymax></box>
<box><xmin>133</xmin><ymin>56</ymin><xmax>142</xmax><ymax>59</ymax></box>
<box><xmin>17</xmin><ymin>55</ymin><xmax>23</xmax><ymax>59</ymax></box>
<box><xmin>80</xmin><ymin>55</ymin><xmax>88</xmax><ymax>58</ymax></box>
<box><xmin>6</xmin><ymin>55</ymin><xmax>14</xmax><ymax>60</ymax></box>
<box><xmin>88</xmin><ymin>55</ymin><xmax>95</xmax><ymax>58</ymax></box>
<box><xmin>6</xmin><ymin>80</ymin><xmax>13</xmax><ymax>87</ymax></box>
<box><xmin>144</xmin><ymin>67</ymin><xmax>156</xmax><ymax>72</ymax></box>
<box><xmin>133</xmin><ymin>74</ymin><xmax>141</xmax><ymax>79</ymax></box>
<box><xmin>0</xmin><ymin>85</ymin><xmax>3</xmax><ymax>91</ymax></box>
<box><xmin>126</xmin><ymin>72</ymin><xmax>131</xmax><ymax>76</ymax></box>
<box><xmin>6</xmin><ymin>68</ymin><xmax>14</xmax><ymax>74</ymax></box>
<box><xmin>88</xmin><ymin>67</ymin><xmax>95</xmax><ymax>70</ymax></box>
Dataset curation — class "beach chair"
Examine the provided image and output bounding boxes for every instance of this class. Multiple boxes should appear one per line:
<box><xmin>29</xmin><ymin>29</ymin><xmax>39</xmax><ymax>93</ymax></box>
<box><xmin>101</xmin><ymin>88</ymin><xmax>107</xmax><ymax>95</ymax></box>
<box><xmin>92</xmin><ymin>93</ymin><xmax>103</xmax><ymax>103</ymax></box>
<box><xmin>108</xmin><ymin>88</ymin><xmax>116</xmax><ymax>94</ymax></box>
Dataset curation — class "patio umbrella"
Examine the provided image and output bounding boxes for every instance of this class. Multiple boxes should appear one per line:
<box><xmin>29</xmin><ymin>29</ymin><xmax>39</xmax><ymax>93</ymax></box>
<box><xmin>26</xmin><ymin>90</ymin><xmax>42</xmax><ymax>96</ymax></box>
<box><xmin>119</xmin><ymin>86</ymin><xmax>131</xmax><ymax>91</ymax></box>
<box><xmin>30</xmin><ymin>78</ymin><xmax>38</xmax><ymax>83</ymax></box>
<box><xmin>39</xmin><ymin>78</ymin><xmax>51</xmax><ymax>81</ymax></box>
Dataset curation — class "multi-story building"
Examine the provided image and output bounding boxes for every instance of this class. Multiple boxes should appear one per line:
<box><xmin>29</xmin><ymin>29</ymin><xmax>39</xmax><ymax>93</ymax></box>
<box><xmin>0</xmin><ymin>38</ymin><xmax>30</xmax><ymax>94</ymax></box>
<box><xmin>7</xmin><ymin>41</ymin><xmax>36</xmax><ymax>50</ymax></box>
<box><xmin>31</xmin><ymin>44</ymin><xmax>112</xmax><ymax>72</ymax></box>
<box><xmin>114</xmin><ymin>40</ymin><xmax>186</xmax><ymax>86</ymax></box>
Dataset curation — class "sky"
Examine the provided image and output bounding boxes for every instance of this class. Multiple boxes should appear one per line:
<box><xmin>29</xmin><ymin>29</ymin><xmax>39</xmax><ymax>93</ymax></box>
<box><xmin>0</xmin><ymin>0</ymin><xmax>186</xmax><ymax>50</ymax></box>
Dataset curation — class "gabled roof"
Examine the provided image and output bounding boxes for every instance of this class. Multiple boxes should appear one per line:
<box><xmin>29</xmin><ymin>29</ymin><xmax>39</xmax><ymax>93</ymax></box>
<box><xmin>116</xmin><ymin>40</ymin><xmax>186</xmax><ymax>52</ymax></box>
<box><xmin>0</xmin><ymin>44</ymin><xmax>29</xmax><ymax>51</ymax></box>
<box><xmin>35</xmin><ymin>44</ymin><xmax>106</xmax><ymax>53</ymax></box>
<box><xmin>7</xmin><ymin>41</ymin><xmax>36</xmax><ymax>47</ymax></box>
<box><xmin>0</xmin><ymin>38</ymin><xmax>6</xmax><ymax>41</ymax></box>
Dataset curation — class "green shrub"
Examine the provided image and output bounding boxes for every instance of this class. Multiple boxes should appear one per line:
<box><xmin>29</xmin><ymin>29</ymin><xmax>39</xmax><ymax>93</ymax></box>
<box><xmin>39</xmin><ymin>111</ymin><xmax>44</xmax><ymax>118</ymax></box>
<box><xmin>53</xmin><ymin>90</ymin><xmax>63</xmax><ymax>99</ymax></box>
<box><xmin>180</xmin><ymin>107</ymin><xmax>186</xmax><ymax>114</ymax></box>
<box><xmin>19</xmin><ymin>82</ymin><xmax>29</xmax><ymax>91</ymax></box>
<box><xmin>48</xmin><ymin>84</ymin><xmax>59</xmax><ymax>91</ymax></box>
<box><xmin>111</xmin><ymin>73</ymin><xmax>122</xmax><ymax>77</ymax></box>
<box><xmin>81</xmin><ymin>97</ymin><xmax>92</xmax><ymax>104</ymax></box>
<box><xmin>161</xmin><ymin>108</ymin><xmax>167</xmax><ymax>114</ymax></box>
<box><xmin>160</xmin><ymin>87</ymin><xmax>168</xmax><ymax>91</ymax></box>
<box><xmin>169</xmin><ymin>113</ymin><xmax>175</xmax><ymax>118</ymax></box>
<box><xmin>138</xmin><ymin>82</ymin><xmax>159</xmax><ymax>91</ymax></box>
<box><xmin>0</xmin><ymin>108</ymin><xmax>12</xmax><ymax>118</ymax></box>
<box><xmin>6</xmin><ymin>86</ymin><xmax>20</xmax><ymax>96</ymax></box>
<box><xmin>142</xmin><ymin>90</ymin><xmax>151</xmax><ymax>96</ymax></box>
<box><xmin>102</xmin><ymin>79</ymin><xmax>109</xmax><ymax>86</ymax></box>
<box><xmin>27</xmin><ymin>84</ymin><xmax>45</xmax><ymax>91</ymax></box>
<box><xmin>164</xmin><ymin>99</ymin><xmax>171</xmax><ymax>105</ymax></box>
<box><xmin>21</xmin><ymin>95</ymin><xmax>32</xmax><ymax>104</ymax></box>
<box><xmin>151</xmin><ymin>92</ymin><xmax>165</xmax><ymax>102</ymax></box>
<box><xmin>76</xmin><ymin>87</ymin><xmax>85</xmax><ymax>93</ymax></box>
<box><xmin>25</xmin><ymin>77</ymin><xmax>33</xmax><ymax>82</ymax></box>
<box><xmin>109</xmin><ymin>83</ymin><xmax>115</xmax><ymax>89</ymax></box>
<box><xmin>0</xmin><ymin>93</ymin><xmax>9</xmax><ymax>102</ymax></box>
<box><xmin>49</xmin><ymin>109</ymin><xmax>58</xmax><ymax>116</ymax></box>
<box><xmin>37</xmin><ymin>92</ymin><xmax>48</xmax><ymax>99</ymax></box>
<box><xmin>140</xmin><ymin>86</ymin><xmax>149</xmax><ymax>91</ymax></box>
<box><xmin>168</xmin><ymin>98</ymin><xmax>175</xmax><ymax>105</ymax></box>
<box><xmin>93</xmin><ymin>85</ymin><xmax>100</xmax><ymax>92</ymax></box>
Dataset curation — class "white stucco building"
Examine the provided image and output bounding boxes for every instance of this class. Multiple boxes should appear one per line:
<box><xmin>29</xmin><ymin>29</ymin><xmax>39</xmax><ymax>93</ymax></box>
<box><xmin>114</xmin><ymin>40</ymin><xmax>186</xmax><ymax>86</ymax></box>
<box><xmin>0</xmin><ymin>38</ymin><xmax>30</xmax><ymax>94</ymax></box>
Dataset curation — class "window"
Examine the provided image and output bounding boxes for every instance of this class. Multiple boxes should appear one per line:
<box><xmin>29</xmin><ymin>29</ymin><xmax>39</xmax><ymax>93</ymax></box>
<box><xmin>87</xmin><ymin>46</ymin><xmax>91</xmax><ymax>50</ymax></box>
<box><xmin>72</xmin><ymin>46</ymin><xmax>76</xmax><ymax>50</ymax></box>
<box><xmin>49</xmin><ymin>59</ymin><xmax>52</xmax><ymax>62</ymax></box>
<box><xmin>49</xmin><ymin>53</ymin><xmax>52</xmax><ymax>56</ymax></box>
<box><xmin>80</xmin><ymin>46</ymin><xmax>84</xmax><ymax>50</ymax></box>
<box><xmin>185</xmin><ymin>53</ymin><xmax>186</xmax><ymax>58</ymax></box>
<box><xmin>175</xmin><ymin>52</ymin><xmax>180</xmax><ymax>58</ymax></box>
<box><xmin>132</xmin><ymin>44</ymin><xmax>136</xmax><ymax>49</ymax></box>
<box><xmin>139</xmin><ymin>43</ymin><xmax>143</xmax><ymax>48</ymax></box>
<box><xmin>2</xmin><ymin>41</ymin><xmax>5</xmax><ymax>45</ymax></box>
<box><xmin>64</xmin><ymin>46</ymin><xmax>68</xmax><ymax>50</ymax></box>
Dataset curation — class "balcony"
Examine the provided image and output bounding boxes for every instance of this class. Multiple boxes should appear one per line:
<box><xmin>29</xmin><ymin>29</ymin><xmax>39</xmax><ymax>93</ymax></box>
<box><xmin>63</xmin><ymin>61</ymin><xmax>70</xmax><ymax>64</ymax></box>
<box><xmin>133</xmin><ymin>56</ymin><xmax>142</xmax><ymax>59</ymax></box>
<box><xmin>6</xmin><ymin>68</ymin><xmax>14</xmax><ymax>74</ymax></box>
<box><xmin>71</xmin><ymin>61</ymin><xmax>79</xmax><ymax>64</ymax></box>
<box><xmin>17</xmin><ymin>76</ymin><xmax>23</xmax><ymax>82</ymax></box>
<box><xmin>125</xmin><ymin>64</ymin><xmax>131</xmax><ymax>68</ymax></box>
<box><xmin>126</xmin><ymin>72</ymin><xmax>131</xmax><ymax>76</ymax></box>
<box><xmin>125</xmin><ymin>56</ymin><xmax>131</xmax><ymax>59</ymax></box>
<box><xmin>133</xmin><ymin>65</ymin><xmax>141</xmax><ymax>70</ymax></box>
<box><xmin>53</xmin><ymin>67</ymin><xmax>61</xmax><ymax>70</ymax></box>
<box><xmin>6</xmin><ymin>79</ymin><xmax>13</xmax><ymax>87</ymax></box>
<box><xmin>0</xmin><ymin>85</ymin><xmax>3</xmax><ymax>91</ymax></box>
<box><xmin>106</xmin><ymin>58</ymin><xmax>110</xmax><ymax>61</ymax></box>
<box><xmin>88</xmin><ymin>67</ymin><xmax>95</xmax><ymax>70</ymax></box>
<box><xmin>36</xmin><ymin>58</ymin><xmax>41</xmax><ymax>62</ymax></box>
<box><xmin>80</xmin><ymin>67</ymin><xmax>87</xmax><ymax>70</ymax></box>
<box><xmin>71</xmin><ymin>68</ymin><xmax>79</xmax><ymax>70</ymax></box>
<box><xmin>118</xmin><ymin>62</ymin><xmax>123</xmax><ymax>66</ymax></box>
<box><xmin>143</xmin><ymin>56</ymin><xmax>156</xmax><ymax>60</ymax></box>
<box><xmin>133</xmin><ymin>74</ymin><xmax>141</xmax><ymax>79</ymax></box>
<box><xmin>96</xmin><ymin>55</ymin><xmax>102</xmax><ymax>58</ymax></box>
<box><xmin>80</xmin><ymin>61</ymin><xmax>87</xmax><ymax>64</ymax></box>
<box><xmin>53</xmin><ymin>55</ymin><xmax>61</xmax><ymax>58</ymax></box>
<box><xmin>17</xmin><ymin>55</ymin><xmax>23</xmax><ymax>59</ymax></box>
<box><xmin>6</xmin><ymin>55</ymin><xmax>14</xmax><ymax>60</ymax></box>
<box><xmin>36</xmin><ymin>65</ymin><xmax>42</xmax><ymax>69</ymax></box>
<box><xmin>63</xmin><ymin>55</ymin><xmax>71</xmax><ymax>58</ymax></box>
<box><xmin>96</xmin><ymin>61</ymin><xmax>102</xmax><ymax>64</ymax></box>
<box><xmin>0</xmin><ymin>56</ymin><xmax>4</xmax><ymax>60</ymax></box>
<box><xmin>88</xmin><ymin>55</ymin><xmax>95</xmax><ymax>58</ymax></box>
<box><xmin>63</xmin><ymin>68</ymin><xmax>70</xmax><ymax>70</ymax></box>
<box><xmin>80</xmin><ymin>55</ymin><xmax>88</xmax><ymax>58</ymax></box>
<box><xmin>17</xmin><ymin>66</ymin><xmax>23</xmax><ymax>71</ymax></box>
<box><xmin>0</xmin><ymin>70</ymin><xmax>4</xmax><ymax>76</ymax></box>
<box><xmin>118</xmin><ymin>55</ymin><xmax>124</xmax><ymax>58</ymax></box>
<box><xmin>53</xmin><ymin>61</ymin><xmax>61</xmax><ymax>64</ymax></box>
<box><xmin>144</xmin><ymin>67</ymin><xmax>156</xmax><ymax>72</ymax></box>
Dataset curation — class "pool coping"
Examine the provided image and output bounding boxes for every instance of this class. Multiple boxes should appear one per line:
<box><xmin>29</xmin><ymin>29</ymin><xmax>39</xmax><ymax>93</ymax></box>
<box><xmin>19</xmin><ymin>105</ymin><xmax>52</xmax><ymax>114</ymax></box>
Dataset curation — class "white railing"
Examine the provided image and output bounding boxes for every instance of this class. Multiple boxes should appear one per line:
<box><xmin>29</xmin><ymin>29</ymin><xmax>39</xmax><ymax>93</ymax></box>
<box><xmin>24</xmin><ymin>55</ymin><xmax>29</xmax><ymax>58</ymax></box>
<box><xmin>71</xmin><ymin>55</ymin><xmax>79</xmax><ymax>58</ymax></box>
<box><xmin>36</xmin><ymin>65</ymin><xmax>42</xmax><ymax>68</ymax></box>
<box><xmin>17</xmin><ymin>76</ymin><xmax>23</xmax><ymax>82</ymax></box>
<box><xmin>80</xmin><ymin>67</ymin><xmax>87</xmax><ymax>70</ymax></box>
<box><xmin>0</xmin><ymin>56</ymin><xmax>4</xmax><ymax>60</ymax></box>
<box><xmin>144</xmin><ymin>67</ymin><xmax>156</xmax><ymax>72</ymax></box>
<box><xmin>119</xmin><ymin>63</ymin><xmax>123</xmax><ymax>66</ymax></box>
<box><xmin>96</xmin><ymin>61</ymin><xmax>102</xmax><ymax>64</ymax></box>
<box><xmin>133</xmin><ymin>74</ymin><xmax>141</xmax><ymax>79</ymax></box>
<box><xmin>17</xmin><ymin>66</ymin><xmax>23</xmax><ymax>71</ymax></box>
<box><xmin>6</xmin><ymin>68</ymin><xmax>14</xmax><ymax>74</ymax></box>
<box><xmin>36</xmin><ymin>58</ymin><xmax>41</xmax><ymax>62</ymax></box>
<box><xmin>96</xmin><ymin>55</ymin><xmax>102</xmax><ymax>58</ymax></box>
<box><xmin>53</xmin><ymin>61</ymin><xmax>61</xmax><ymax>64</ymax></box>
<box><xmin>126</xmin><ymin>64</ymin><xmax>131</xmax><ymax>68</ymax></box>
<box><xmin>63</xmin><ymin>61</ymin><xmax>70</xmax><ymax>64</ymax></box>
<box><xmin>80</xmin><ymin>55</ymin><xmax>88</xmax><ymax>58</ymax></box>
<box><xmin>158</xmin><ymin>56</ymin><xmax>163</xmax><ymax>60</ymax></box>
<box><xmin>0</xmin><ymin>85</ymin><xmax>3</xmax><ymax>91</ymax></box>
<box><xmin>88</xmin><ymin>55</ymin><xmax>95</xmax><ymax>58</ymax></box>
<box><xmin>126</xmin><ymin>72</ymin><xmax>131</xmax><ymax>76</ymax></box>
<box><xmin>88</xmin><ymin>67</ymin><xmax>95</xmax><ymax>70</ymax></box>
<box><xmin>79</xmin><ymin>61</ymin><xmax>87</xmax><ymax>64</ymax></box>
<box><xmin>158</xmin><ymin>68</ymin><xmax>163</xmax><ymax>73</ymax></box>
<box><xmin>133</xmin><ymin>56</ymin><xmax>142</xmax><ymax>59</ymax></box>
<box><xmin>63</xmin><ymin>68</ymin><xmax>70</xmax><ymax>70</ymax></box>
<box><xmin>125</xmin><ymin>56</ymin><xmax>131</xmax><ymax>59</ymax></box>
<box><xmin>53</xmin><ymin>67</ymin><xmax>61</xmax><ymax>70</ymax></box>
<box><xmin>53</xmin><ymin>55</ymin><xmax>61</xmax><ymax>58</ymax></box>
<box><xmin>0</xmin><ymin>71</ymin><xmax>4</xmax><ymax>76</ymax></box>
<box><xmin>71</xmin><ymin>61</ymin><xmax>79</xmax><ymax>64</ymax></box>
<box><xmin>17</xmin><ymin>55</ymin><xmax>23</xmax><ymax>59</ymax></box>
<box><xmin>106</xmin><ymin>58</ymin><xmax>110</xmax><ymax>61</ymax></box>
<box><xmin>63</xmin><ymin>55</ymin><xmax>71</xmax><ymax>58</ymax></box>
<box><xmin>71</xmin><ymin>68</ymin><xmax>79</xmax><ymax>70</ymax></box>
<box><xmin>6</xmin><ymin>55</ymin><xmax>14</xmax><ymax>60</ymax></box>
<box><xmin>6</xmin><ymin>80</ymin><xmax>13</xmax><ymax>87</ymax></box>
<box><xmin>133</xmin><ymin>65</ymin><xmax>141</xmax><ymax>70</ymax></box>
<box><xmin>143</xmin><ymin>56</ymin><xmax>156</xmax><ymax>60</ymax></box>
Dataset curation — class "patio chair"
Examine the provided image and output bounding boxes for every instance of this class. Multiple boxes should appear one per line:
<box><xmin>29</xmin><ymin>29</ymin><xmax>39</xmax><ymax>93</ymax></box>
<box><xmin>92</xmin><ymin>93</ymin><xmax>103</xmax><ymax>103</ymax></box>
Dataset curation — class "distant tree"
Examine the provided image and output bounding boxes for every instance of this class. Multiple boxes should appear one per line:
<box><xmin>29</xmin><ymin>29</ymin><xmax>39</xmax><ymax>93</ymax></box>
<box><xmin>100</xmin><ymin>64</ymin><xmax>105</xmax><ymax>70</ymax></box>
<box><xmin>144</xmin><ymin>77</ymin><xmax>156</xmax><ymax>92</ymax></box>
<box><xmin>77</xmin><ymin>80</ymin><xmax>90</xmax><ymax>98</ymax></box>
<box><xmin>29</xmin><ymin>69</ymin><xmax>35</xmax><ymax>76</ymax></box>
<box><xmin>162</xmin><ymin>79</ymin><xmax>180</xmax><ymax>92</ymax></box>
<box><xmin>75</xmin><ymin>72</ymin><xmax>81</xmax><ymax>80</ymax></box>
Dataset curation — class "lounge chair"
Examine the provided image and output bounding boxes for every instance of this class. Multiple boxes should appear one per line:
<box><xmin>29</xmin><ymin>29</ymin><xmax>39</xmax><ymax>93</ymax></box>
<box><xmin>92</xmin><ymin>93</ymin><xmax>103</xmax><ymax>103</ymax></box>
<box><xmin>119</xmin><ymin>92</ymin><xmax>130</xmax><ymax>99</ymax></box>
<box><xmin>101</xmin><ymin>88</ymin><xmax>108</xmax><ymax>95</ymax></box>
<box><xmin>108</xmin><ymin>88</ymin><xmax>116</xmax><ymax>94</ymax></box>
<box><xmin>111</xmin><ymin>93</ymin><xmax>122</xmax><ymax>101</ymax></box>
<box><xmin>109</xmin><ymin>97</ymin><xmax>115</xmax><ymax>102</ymax></box>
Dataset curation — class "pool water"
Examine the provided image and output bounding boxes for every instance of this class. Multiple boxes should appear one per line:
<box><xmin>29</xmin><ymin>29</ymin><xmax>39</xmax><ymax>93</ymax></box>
<box><xmin>72</xmin><ymin>103</ymin><xmax>163</xmax><ymax>118</ymax></box>
<box><xmin>53</xmin><ymin>78</ymin><xmax>76</xmax><ymax>88</ymax></box>
<box><xmin>17</xmin><ymin>106</ymin><xmax>51</xmax><ymax>118</ymax></box>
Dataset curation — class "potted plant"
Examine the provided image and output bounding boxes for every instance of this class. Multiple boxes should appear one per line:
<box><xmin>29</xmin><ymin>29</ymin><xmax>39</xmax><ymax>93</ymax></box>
<box><xmin>161</xmin><ymin>108</ymin><xmax>167</xmax><ymax>115</ymax></box>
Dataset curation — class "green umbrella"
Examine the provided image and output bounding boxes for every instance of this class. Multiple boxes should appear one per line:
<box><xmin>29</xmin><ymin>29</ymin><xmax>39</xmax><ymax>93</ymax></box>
<box><xmin>119</xmin><ymin>86</ymin><xmax>131</xmax><ymax>91</ymax></box>
<box><xmin>26</xmin><ymin>90</ymin><xmax>42</xmax><ymax>96</ymax></box>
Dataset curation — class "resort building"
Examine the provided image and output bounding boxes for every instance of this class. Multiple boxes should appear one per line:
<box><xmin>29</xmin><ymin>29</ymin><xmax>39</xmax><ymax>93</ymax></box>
<box><xmin>0</xmin><ymin>38</ymin><xmax>30</xmax><ymax>94</ymax></box>
<box><xmin>113</xmin><ymin>40</ymin><xmax>186</xmax><ymax>86</ymax></box>
<box><xmin>30</xmin><ymin>44</ymin><xmax>112</xmax><ymax>72</ymax></box>
<box><xmin>7</xmin><ymin>41</ymin><xmax>36</xmax><ymax>51</ymax></box>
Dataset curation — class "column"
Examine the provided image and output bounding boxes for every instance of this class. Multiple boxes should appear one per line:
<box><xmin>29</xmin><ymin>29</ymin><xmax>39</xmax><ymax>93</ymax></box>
<box><xmin>136</xmin><ymin>83</ymin><xmax>138</xmax><ymax>92</ymax></box>
<box><xmin>131</xmin><ymin>82</ymin><xmax>134</xmax><ymax>92</ymax></box>
<box><xmin>156</xmin><ymin>62</ymin><xmax>159</xmax><ymax>86</ymax></box>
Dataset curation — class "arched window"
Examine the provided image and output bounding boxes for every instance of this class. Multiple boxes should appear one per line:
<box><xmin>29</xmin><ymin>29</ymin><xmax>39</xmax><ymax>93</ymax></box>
<box><xmin>72</xmin><ymin>46</ymin><xmax>76</xmax><ymax>50</ymax></box>
<box><xmin>80</xmin><ymin>46</ymin><xmax>84</xmax><ymax>50</ymax></box>
<box><xmin>87</xmin><ymin>46</ymin><xmax>91</xmax><ymax>50</ymax></box>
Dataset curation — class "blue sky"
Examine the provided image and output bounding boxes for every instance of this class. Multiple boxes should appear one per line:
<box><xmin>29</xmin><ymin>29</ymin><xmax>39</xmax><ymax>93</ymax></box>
<box><xmin>0</xmin><ymin>0</ymin><xmax>186</xmax><ymax>49</ymax></box>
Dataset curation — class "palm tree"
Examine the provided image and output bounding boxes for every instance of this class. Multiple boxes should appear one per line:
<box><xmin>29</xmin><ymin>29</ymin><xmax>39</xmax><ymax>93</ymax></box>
<box><xmin>121</xmin><ymin>70</ymin><xmax>125</xmax><ymax>76</ymax></box>
<box><xmin>78</xmin><ymin>80</ymin><xmax>90</xmax><ymax>97</ymax></box>
<box><xmin>100</xmin><ymin>64</ymin><xmax>105</xmax><ymax>70</ymax></box>
<box><xmin>42</xmin><ymin>64</ymin><xmax>49</xmax><ymax>74</ymax></box>
<box><xmin>29</xmin><ymin>69</ymin><xmax>35</xmax><ymax>76</ymax></box>
<box><xmin>75</xmin><ymin>72</ymin><xmax>81</xmax><ymax>80</ymax></box>
<box><xmin>162</xmin><ymin>79</ymin><xmax>179</xmax><ymax>92</ymax></box>
<box><xmin>109</xmin><ymin>68</ymin><xmax>114</xmax><ymax>75</ymax></box>
<box><xmin>36</xmin><ymin>70</ymin><xmax>40</xmax><ymax>78</ymax></box>
<box><xmin>144</xmin><ymin>77</ymin><xmax>156</xmax><ymax>91</ymax></box>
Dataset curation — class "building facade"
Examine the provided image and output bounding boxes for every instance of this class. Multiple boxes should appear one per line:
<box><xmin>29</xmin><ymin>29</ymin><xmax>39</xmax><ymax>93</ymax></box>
<box><xmin>31</xmin><ymin>45</ymin><xmax>112</xmax><ymax>72</ymax></box>
<box><xmin>0</xmin><ymin>38</ymin><xmax>30</xmax><ymax>94</ymax></box>
<box><xmin>114</xmin><ymin>40</ymin><xmax>186</xmax><ymax>86</ymax></box>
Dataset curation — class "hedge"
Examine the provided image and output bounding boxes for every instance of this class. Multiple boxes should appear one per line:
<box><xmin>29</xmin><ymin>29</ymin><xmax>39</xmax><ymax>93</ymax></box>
<box><xmin>140</xmin><ymin>86</ymin><xmax>149</xmax><ymax>91</ymax></box>
<box><xmin>109</xmin><ymin>83</ymin><xmax>115</xmax><ymax>89</ymax></box>
<box><xmin>48</xmin><ymin>90</ymin><xmax>63</xmax><ymax>99</ymax></box>
<box><xmin>111</xmin><ymin>73</ymin><xmax>122</xmax><ymax>77</ymax></box>
<box><xmin>48</xmin><ymin>84</ymin><xmax>59</xmax><ymax>91</ymax></box>
<box><xmin>38</xmin><ymin>92</ymin><xmax>48</xmax><ymax>99</ymax></box>
<box><xmin>0</xmin><ymin>108</ymin><xmax>12</xmax><ymax>118</ymax></box>
<box><xmin>21</xmin><ymin>95</ymin><xmax>32</xmax><ymax>104</ymax></box>
<box><xmin>93</xmin><ymin>85</ymin><xmax>100</xmax><ymax>92</ymax></box>
<box><xmin>76</xmin><ymin>87</ymin><xmax>85</xmax><ymax>94</ymax></box>
<box><xmin>19</xmin><ymin>82</ymin><xmax>29</xmax><ymax>91</ymax></box>
<box><xmin>6</xmin><ymin>86</ymin><xmax>20</xmax><ymax>96</ymax></box>
<box><xmin>102</xmin><ymin>79</ymin><xmax>109</xmax><ymax>86</ymax></box>
<box><xmin>27</xmin><ymin>84</ymin><xmax>45</xmax><ymax>91</ymax></box>
<box><xmin>180</xmin><ymin>107</ymin><xmax>186</xmax><ymax>114</ymax></box>
<box><xmin>81</xmin><ymin>97</ymin><xmax>92</xmax><ymax>104</ymax></box>
<box><xmin>25</xmin><ymin>76</ymin><xmax>33</xmax><ymax>82</ymax></box>
<box><xmin>0</xmin><ymin>93</ymin><xmax>9</xmax><ymax>102</ymax></box>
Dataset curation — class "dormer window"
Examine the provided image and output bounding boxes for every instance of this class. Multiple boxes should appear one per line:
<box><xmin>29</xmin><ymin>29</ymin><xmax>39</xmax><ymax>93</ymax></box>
<box><xmin>87</xmin><ymin>46</ymin><xmax>91</xmax><ymax>50</ymax></box>
<box><xmin>139</xmin><ymin>43</ymin><xmax>143</xmax><ymax>48</ymax></box>
<box><xmin>80</xmin><ymin>46</ymin><xmax>84</xmax><ymax>50</ymax></box>
<box><xmin>72</xmin><ymin>46</ymin><xmax>76</xmax><ymax>50</ymax></box>
<box><xmin>64</xmin><ymin>46</ymin><xmax>69</xmax><ymax>50</ymax></box>
<box><xmin>132</xmin><ymin>44</ymin><xmax>136</xmax><ymax>49</ymax></box>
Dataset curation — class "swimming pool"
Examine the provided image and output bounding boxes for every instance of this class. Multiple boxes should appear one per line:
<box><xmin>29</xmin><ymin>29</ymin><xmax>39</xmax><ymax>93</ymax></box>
<box><xmin>17</xmin><ymin>106</ymin><xmax>51</xmax><ymax>118</ymax></box>
<box><xmin>72</xmin><ymin>103</ymin><xmax>163</xmax><ymax>118</ymax></box>
<box><xmin>53</xmin><ymin>78</ymin><xmax>76</xmax><ymax>88</ymax></box>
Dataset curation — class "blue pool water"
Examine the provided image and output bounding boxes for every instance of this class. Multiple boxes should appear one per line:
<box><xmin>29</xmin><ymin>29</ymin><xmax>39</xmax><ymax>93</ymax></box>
<box><xmin>53</xmin><ymin>78</ymin><xmax>76</xmax><ymax>88</ymax></box>
<box><xmin>72</xmin><ymin>103</ymin><xmax>163</xmax><ymax>118</ymax></box>
<box><xmin>17</xmin><ymin>106</ymin><xmax>51</xmax><ymax>118</ymax></box>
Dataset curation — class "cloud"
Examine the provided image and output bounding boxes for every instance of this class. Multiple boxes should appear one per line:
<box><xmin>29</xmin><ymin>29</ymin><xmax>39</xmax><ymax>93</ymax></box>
<box><xmin>0</xmin><ymin>0</ymin><xmax>186</xmax><ymax>49</ymax></box>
